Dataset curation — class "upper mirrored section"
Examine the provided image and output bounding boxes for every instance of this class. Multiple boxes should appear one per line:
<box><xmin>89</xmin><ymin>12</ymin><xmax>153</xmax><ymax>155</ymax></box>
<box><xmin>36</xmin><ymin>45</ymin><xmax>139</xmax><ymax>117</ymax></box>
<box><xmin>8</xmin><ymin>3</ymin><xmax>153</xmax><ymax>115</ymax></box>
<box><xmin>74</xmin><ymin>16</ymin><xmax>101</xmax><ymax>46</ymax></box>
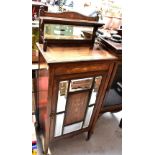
<box><xmin>44</xmin><ymin>24</ymin><xmax>93</xmax><ymax>40</ymax></box>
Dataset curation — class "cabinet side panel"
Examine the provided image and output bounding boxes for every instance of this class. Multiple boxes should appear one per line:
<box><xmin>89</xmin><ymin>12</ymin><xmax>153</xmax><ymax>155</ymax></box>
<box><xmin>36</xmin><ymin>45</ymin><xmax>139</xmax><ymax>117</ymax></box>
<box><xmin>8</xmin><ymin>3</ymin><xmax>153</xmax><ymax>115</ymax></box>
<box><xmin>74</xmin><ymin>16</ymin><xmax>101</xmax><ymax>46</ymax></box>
<box><xmin>38</xmin><ymin>53</ymin><xmax>49</xmax><ymax>132</ymax></box>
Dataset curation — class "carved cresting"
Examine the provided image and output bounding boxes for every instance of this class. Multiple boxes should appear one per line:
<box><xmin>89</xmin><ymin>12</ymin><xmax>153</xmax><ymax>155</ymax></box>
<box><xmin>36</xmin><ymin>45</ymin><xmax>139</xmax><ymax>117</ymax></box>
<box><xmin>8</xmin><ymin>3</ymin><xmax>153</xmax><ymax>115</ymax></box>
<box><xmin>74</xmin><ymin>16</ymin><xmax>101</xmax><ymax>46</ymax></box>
<box><xmin>39</xmin><ymin>6</ymin><xmax>99</xmax><ymax>21</ymax></box>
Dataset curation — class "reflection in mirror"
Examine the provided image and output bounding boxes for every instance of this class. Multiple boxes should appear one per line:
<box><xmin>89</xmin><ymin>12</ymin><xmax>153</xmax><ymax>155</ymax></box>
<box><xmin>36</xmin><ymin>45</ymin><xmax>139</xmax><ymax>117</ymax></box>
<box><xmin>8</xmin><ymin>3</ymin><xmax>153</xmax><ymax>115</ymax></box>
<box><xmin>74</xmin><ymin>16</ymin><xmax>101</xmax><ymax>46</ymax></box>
<box><xmin>83</xmin><ymin>106</ymin><xmax>94</xmax><ymax>128</ymax></box>
<box><xmin>57</xmin><ymin>81</ymin><xmax>69</xmax><ymax>113</ymax></box>
<box><xmin>89</xmin><ymin>76</ymin><xmax>102</xmax><ymax>105</ymax></box>
<box><xmin>63</xmin><ymin>122</ymin><xmax>83</xmax><ymax>134</ymax></box>
<box><xmin>44</xmin><ymin>24</ymin><xmax>93</xmax><ymax>40</ymax></box>
<box><xmin>70</xmin><ymin>77</ymin><xmax>93</xmax><ymax>92</ymax></box>
<box><xmin>54</xmin><ymin>113</ymin><xmax>64</xmax><ymax>137</ymax></box>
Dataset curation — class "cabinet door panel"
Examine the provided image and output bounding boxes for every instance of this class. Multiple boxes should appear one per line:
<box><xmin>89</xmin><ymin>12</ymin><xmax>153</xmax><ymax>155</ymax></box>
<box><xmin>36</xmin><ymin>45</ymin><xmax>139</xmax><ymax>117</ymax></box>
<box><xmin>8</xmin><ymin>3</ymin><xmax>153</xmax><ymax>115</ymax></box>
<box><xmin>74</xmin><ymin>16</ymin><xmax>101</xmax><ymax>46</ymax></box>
<box><xmin>53</xmin><ymin>75</ymin><xmax>104</xmax><ymax>138</ymax></box>
<box><xmin>64</xmin><ymin>91</ymin><xmax>89</xmax><ymax>125</ymax></box>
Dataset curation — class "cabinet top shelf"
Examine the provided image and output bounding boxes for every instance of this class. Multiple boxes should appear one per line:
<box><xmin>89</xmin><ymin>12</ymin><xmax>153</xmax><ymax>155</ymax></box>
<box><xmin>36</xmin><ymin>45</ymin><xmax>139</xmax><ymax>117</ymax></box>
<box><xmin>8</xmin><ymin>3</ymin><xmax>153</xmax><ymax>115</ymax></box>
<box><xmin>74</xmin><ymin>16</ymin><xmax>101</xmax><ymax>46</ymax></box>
<box><xmin>39</xmin><ymin>16</ymin><xmax>104</xmax><ymax>27</ymax></box>
<box><xmin>36</xmin><ymin>43</ymin><xmax>117</xmax><ymax>64</ymax></box>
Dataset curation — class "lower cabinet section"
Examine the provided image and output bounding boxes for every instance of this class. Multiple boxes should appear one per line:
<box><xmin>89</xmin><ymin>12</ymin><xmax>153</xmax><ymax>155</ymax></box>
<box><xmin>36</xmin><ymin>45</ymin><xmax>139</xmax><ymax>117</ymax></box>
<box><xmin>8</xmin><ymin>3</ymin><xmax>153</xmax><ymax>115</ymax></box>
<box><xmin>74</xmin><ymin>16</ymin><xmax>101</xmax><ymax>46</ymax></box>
<box><xmin>36</xmin><ymin>47</ymin><xmax>116</xmax><ymax>154</ymax></box>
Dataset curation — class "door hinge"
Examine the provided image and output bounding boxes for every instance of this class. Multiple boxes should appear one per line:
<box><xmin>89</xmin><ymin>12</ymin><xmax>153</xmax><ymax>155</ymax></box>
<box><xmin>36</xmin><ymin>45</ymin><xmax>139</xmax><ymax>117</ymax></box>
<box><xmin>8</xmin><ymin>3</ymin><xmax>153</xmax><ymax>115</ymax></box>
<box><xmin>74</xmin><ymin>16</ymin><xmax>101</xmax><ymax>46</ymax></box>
<box><xmin>49</xmin><ymin>112</ymin><xmax>55</xmax><ymax>119</ymax></box>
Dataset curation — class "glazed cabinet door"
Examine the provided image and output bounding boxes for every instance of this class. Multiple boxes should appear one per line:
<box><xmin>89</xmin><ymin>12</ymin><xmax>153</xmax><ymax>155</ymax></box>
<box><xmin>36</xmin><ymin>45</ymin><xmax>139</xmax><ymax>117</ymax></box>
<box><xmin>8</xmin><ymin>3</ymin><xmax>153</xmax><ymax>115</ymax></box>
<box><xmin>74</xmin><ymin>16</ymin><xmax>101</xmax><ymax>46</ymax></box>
<box><xmin>51</xmin><ymin>74</ymin><xmax>106</xmax><ymax>139</ymax></box>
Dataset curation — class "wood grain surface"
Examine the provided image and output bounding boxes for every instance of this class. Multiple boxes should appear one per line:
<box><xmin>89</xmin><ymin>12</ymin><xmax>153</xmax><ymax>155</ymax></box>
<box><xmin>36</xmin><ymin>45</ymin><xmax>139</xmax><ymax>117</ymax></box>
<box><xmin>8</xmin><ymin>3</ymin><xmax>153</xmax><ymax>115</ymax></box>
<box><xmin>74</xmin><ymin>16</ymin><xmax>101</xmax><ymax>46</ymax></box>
<box><xmin>36</xmin><ymin>43</ymin><xmax>117</xmax><ymax>63</ymax></box>
<box><xmin>64</xmin><ymin>91</ymin><xmax>89</xmax><ymax>125</ymax></box>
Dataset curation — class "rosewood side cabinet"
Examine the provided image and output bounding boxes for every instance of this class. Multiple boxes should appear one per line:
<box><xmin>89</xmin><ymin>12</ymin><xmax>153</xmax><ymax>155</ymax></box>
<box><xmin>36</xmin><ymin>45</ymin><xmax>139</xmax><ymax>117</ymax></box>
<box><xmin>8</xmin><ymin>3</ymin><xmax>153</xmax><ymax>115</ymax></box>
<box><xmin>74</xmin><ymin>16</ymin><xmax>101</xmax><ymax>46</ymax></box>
<box><xmin>35</xmin><ymin>11</ymin><xmax>117</xmax><ymax>154</ymax></box>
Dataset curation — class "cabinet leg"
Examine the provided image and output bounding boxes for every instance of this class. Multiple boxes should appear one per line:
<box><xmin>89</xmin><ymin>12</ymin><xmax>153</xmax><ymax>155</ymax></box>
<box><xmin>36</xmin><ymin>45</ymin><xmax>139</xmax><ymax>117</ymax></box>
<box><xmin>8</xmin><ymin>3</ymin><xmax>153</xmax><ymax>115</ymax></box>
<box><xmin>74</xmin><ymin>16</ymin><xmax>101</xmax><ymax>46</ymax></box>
<box><xmin>40</xmin><ymin>135</ymin><xmax>51</xmax><ymax>155</ymax></box>
<box><xmin>119</xmin><ymin>118</ymin><xmax>122</xmax><ymax>128</ymax></box>
<box><xmin>42</xmin><ymin>139</ymin><xmax>49</xmax><ymax>155</ymax></box>
<box><xmin>43</xmin><ymin>40</ymin><xmax>47</xmax><ymax>51</ymax></box>
<box><xmin>86</xmin><ymin>131</ymin><xmax>93</xmax><ymax>141</ymax></box>
<box><xmin>43</xmin><ymin>148</ymin><xmax>52</xmax><ymax>155</ymax></box>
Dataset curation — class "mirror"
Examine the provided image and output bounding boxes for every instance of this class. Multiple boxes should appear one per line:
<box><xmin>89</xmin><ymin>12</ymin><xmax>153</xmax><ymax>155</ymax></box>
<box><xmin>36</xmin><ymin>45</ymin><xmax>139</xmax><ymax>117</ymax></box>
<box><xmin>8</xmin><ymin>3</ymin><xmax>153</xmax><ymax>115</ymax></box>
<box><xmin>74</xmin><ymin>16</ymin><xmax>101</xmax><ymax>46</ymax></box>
<box><xmin>83</xmin><ymin>106</ymin><xmax>94</xmax><ymax>128</ymax></box>
<box><xmin>57</xmin><ymin>81</ymin><xmax>69</xmax><ymax>113</ymax></box>
<box><xmin>54</xmin><ymin>113</ymin><xmax>64</xmax><ymax>137</ymax></box>
<box><xmin>63</xmin><ymin>122</ymin><xmax>83</xmax><ymax>134</ymax></box>
<box><xmin>44</xmin><ymin>24</ymin><xmax>93</xmax><ymax>40</ymax></box>
<box><xmin>89</xmin><ymin>76</ymin><xmax>102</xmax><ymax>105</ymax></box>
<box><xmin>70</xmin><ymin>77</ymin><xmax>93</xmax><ymax>92</ymax></box>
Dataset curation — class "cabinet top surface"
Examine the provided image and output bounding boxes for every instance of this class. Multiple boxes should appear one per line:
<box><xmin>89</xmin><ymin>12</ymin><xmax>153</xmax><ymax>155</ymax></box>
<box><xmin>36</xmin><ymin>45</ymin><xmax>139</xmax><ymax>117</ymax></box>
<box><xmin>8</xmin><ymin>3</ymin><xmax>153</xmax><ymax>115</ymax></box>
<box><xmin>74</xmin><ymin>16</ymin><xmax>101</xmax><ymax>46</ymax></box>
<box><xmin>36</xmin><ymin>43</ymin><xmax>117</xmax><ymax>64</ymax></box>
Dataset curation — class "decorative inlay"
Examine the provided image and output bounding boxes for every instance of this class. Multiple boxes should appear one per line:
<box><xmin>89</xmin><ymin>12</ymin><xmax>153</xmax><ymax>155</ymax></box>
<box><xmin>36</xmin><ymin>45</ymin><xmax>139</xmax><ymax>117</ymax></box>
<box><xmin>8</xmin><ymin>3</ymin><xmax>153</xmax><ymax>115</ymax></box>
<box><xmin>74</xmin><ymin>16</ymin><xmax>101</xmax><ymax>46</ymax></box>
<box><xmin>64</xmin><ymin>91</ymin><xmax>89</xmax><ymax>125</ymax></box>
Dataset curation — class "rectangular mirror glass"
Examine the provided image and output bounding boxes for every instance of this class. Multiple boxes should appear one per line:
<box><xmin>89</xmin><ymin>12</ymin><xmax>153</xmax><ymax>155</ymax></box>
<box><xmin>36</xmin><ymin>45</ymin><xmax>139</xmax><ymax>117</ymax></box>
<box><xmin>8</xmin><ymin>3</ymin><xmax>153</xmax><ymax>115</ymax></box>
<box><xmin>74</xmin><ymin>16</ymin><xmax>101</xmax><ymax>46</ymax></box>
<box><xmin>89</xmin><ymin>76</ymin><xmax>102</xmax><ymax>105</ymax></box>
<box><xmin>63</xmin><ymin>122</ymin><xmax>83</xmax><ymax>134</ymax></box>
<box><xmin>57</xmin><ymin>81</ymin><xmax>69</xmax><ymax>113</ymax></box>
<box><xmin>44</xmin><ymin>24</ymin><xmax>93</xmax><ymax>40</ymax></box>
<box><xmin>83</xmin><ymin>106</ymin><xmax>94</xmax><ymax>128</ymax></box>
<box><xmin>70</xmin><ymin>77</ymin><xmax>93</xmax><ymax>92</ymax></box>
<box><xmin>54</xmin><ymin>113</ymin><xmax>64</xmax><ymax>137</ymax></box>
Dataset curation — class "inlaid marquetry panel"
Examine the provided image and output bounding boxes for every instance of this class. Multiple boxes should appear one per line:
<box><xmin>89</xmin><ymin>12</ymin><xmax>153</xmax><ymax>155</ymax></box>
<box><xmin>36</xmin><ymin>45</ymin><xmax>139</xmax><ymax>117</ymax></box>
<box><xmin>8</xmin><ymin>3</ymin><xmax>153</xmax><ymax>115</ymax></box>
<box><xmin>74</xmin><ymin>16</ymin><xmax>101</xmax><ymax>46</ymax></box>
<box><xmin>64</xmin><ymin>91</ymin><xmax>89</xmax><ymax>125</ymax></box>
<box><xmin>54</xmin><ymin>63</ymin><xmax>110</xmax><ymax>75</ymax></box>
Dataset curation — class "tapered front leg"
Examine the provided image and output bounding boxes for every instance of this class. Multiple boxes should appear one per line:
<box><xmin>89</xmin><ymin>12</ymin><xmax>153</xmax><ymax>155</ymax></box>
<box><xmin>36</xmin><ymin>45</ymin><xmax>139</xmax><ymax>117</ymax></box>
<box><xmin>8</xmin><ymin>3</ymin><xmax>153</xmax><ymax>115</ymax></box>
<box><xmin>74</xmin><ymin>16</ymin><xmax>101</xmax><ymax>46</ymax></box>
<box><xmin>86</xmin><ymin>130</ymin><xmax>93</xmax><ymax>141</ymax></box>
<box><xmin>119</xmin><ymin>118</ymin><xmax>122</xmax><ymax>128</ymax></box>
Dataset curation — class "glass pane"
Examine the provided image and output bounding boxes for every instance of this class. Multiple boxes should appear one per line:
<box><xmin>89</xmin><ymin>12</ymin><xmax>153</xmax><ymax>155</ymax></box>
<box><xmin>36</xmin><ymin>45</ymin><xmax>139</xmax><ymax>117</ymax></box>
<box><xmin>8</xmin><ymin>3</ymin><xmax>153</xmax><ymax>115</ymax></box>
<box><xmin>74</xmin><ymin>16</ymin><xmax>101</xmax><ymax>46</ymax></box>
<box><xmin>70</xmin><ymin>77</ymin><xmax>93</xmax><ymax>92</ymax></box>
<box><xmin>89</xmin><ymin>76</ymin><xmax>102</xmax><ymax>105</ymax></box>
<box><xmin>63</xmin><ymin>122</ymin><xmax>83</xmax><ymax>134</ymax></box>
<box><xmin>44</xmin><ymin>24</ymin><xmax>93</xmax><ymax>40</ymax></box>
<box><xmin>57</xmin><ymin>81</ymin><xmax>68</xmax><ymax>113</ymax></box>
<box><xmin>89</xmin><ymin>91</ymin><xmax>97</xmax><ymax>105</ymax></box>
<box><xmin>54</xmin><ymin>113</ymin><xmax>64</xmax><ymax>137</ymax></box>
<box><xmin>83</xmin><ymin>106</ymin><xmax>94</xmax><ymax>128</ymax></box>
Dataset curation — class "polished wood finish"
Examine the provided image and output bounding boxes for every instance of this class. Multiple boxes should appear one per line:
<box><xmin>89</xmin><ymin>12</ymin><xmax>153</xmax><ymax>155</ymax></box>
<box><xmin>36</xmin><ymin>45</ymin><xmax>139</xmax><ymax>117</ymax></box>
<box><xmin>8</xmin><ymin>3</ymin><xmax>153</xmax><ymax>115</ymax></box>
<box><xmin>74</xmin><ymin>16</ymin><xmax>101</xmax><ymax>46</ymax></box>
<box><xmin>36</xmin><ymin>43</ymin><xmax>117</xmax><ymax>153</ymax></box>
<box><xmin>100</xmin><ymin>104</ymin><xmax>122</xmax><ymax>113</ymax></box>
<box><xmin>39</xmin><ymin>7</ymin><xmax>99</xmax><ymax>21</ymax></box>
<box><xmin>36</xmin><ymin>43</ymin><xmax>116</xmax><ymax>64</ymax></box>
<box><xmin>64</xmin><ymin>91</ymin><xmax>89</xmax><ymax>125</ymax></box>
<box><xmin>39</xmin><ymin>16</ymin><xmax>102</xmax><ymax>26</ymax></box>
<box><xmin>36</xmin><ymin>14</ymin><xmax>117</xmax><ymax>154</ymax></box>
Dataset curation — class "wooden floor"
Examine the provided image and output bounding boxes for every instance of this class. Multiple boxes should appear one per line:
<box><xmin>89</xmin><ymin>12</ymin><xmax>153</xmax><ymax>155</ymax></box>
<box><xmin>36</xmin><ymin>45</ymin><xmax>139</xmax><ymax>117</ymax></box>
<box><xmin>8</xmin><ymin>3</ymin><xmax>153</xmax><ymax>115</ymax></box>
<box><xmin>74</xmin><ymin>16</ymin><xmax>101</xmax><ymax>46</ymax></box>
<box><xmin>36</xmin><ymin>112</ymin><xmax>122</xmax><ymax>155</ymax></box>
